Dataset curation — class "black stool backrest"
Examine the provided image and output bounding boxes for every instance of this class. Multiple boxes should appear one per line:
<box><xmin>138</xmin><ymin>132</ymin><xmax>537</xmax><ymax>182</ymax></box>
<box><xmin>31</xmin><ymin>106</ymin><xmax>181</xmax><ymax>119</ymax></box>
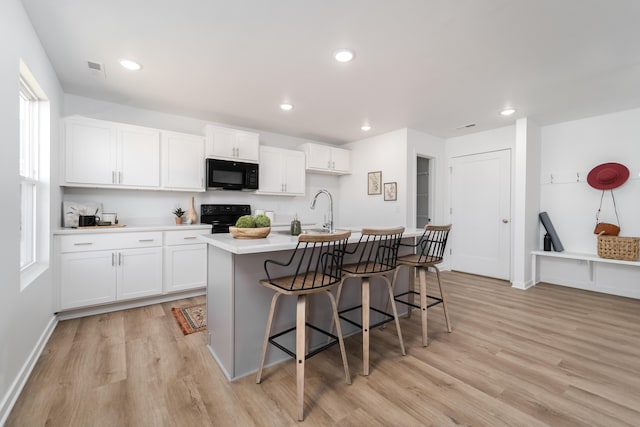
<box><xmin>417</xmin><ymin>224</ymin><xmax>452</xmax><ymax>264</ymax></box>
<box><xmin>343</xmin><ymin>227</ymin><xmax>405</xmax><ymax>274</ymax></box>
<box><xmin>263</xmin><ymin>230</ymin><xmax>351</xmax><ymax>291</ymax></box>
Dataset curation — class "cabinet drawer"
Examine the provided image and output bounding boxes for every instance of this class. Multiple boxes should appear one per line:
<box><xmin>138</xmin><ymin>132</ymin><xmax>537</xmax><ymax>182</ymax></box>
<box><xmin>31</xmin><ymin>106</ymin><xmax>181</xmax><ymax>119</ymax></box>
<box><xmin>164</xmin><ymin>229</ymin><xmax>209</xmax><ymax>246</ymax></box>
<box><xmin>59</xmin><ymin>232</ymin><xmax>163</xmax><ymax>253</ymax></box>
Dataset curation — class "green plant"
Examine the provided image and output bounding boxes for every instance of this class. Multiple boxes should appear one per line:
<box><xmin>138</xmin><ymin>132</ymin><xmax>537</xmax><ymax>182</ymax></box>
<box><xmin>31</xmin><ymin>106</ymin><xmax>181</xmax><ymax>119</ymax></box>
<box><xmin>235</xmin><ymin>215</ymin><xmax>256</xmax><ymax>228</ymax></box>
<box><xmin>173</xmin><ymin>207</ymin><xmax>185</xmax><ymax>218</ymax></box>
<box><xmin>254</xmin><ymin>214</ymin><xmax>271</xmax><ymax>228</ymax></box>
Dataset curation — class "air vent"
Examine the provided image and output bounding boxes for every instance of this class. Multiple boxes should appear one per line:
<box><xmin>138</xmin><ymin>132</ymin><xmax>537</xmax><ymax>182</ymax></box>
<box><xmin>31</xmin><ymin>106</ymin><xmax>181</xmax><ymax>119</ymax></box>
<box><xmin>87</xmin><ymin>61</ymin><xmax>106</xmax><ymax>79</ymax></box>
<box><xmin>455</xmin><ymin>123</ymin><xmax>476</xmax><ymax>130</ymax></box>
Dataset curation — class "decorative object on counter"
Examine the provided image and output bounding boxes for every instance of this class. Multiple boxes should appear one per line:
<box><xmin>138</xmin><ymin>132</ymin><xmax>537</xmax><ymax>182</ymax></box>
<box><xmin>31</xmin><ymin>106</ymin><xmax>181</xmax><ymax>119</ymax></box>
<box><xmin>172</xmin><ymin>303</ymin><xmax>207</xmax><ymax>335</ymax></box>
<box><xmin>290</xmin><ymin>214</ymin><xmax>302</xmax><ymax>236</ymax></box>
<box><xmin>367</xmin><ymin>171</ymin><xmax>382</xmax><ymax>195</ymax></box>
<box><xmin>384</xmin><ymin>182</ymin><xmax>397</xmax><ymax>201</ymax></box>
<box><xmin>63</xmin><ymin>201</ymin><xmax>103</xmax><ymax>228</ymax></box>
<box><xmin>539</xmin><ymin>211</ymin><xmax>564</xmax><ymax>252</ymax></box>
<box><xmin>229</xmin><ymin>214</ymin><xmax>271</xmax><ymax>238</ymax></box>
<box><xmin>101</xmin><ymin>212</ymin><xmax>118</xmax><ymax>225</ymax></box>
<box><xmin>543</xmin><ymin>233</ymin><xmax>552</xmax><ymax>251</ymax></box>
<box><xmin>173</xmin><ymin>207</ymin><xmax>185</xmax><ymax>224</ymax></box>
<box><xmin>78</xmin><ymin>214</ymin><xmax>99</xmax><ymax>227</ymax></box>
<box><xmin>254</xmin><ymin>209</ymin><xmax>265</xmax><ymax>216</ymax></box>
<box><xmin>185</xmin><ymin>196</ymin><xmax>198</xmax><ymax>225</ymax></box>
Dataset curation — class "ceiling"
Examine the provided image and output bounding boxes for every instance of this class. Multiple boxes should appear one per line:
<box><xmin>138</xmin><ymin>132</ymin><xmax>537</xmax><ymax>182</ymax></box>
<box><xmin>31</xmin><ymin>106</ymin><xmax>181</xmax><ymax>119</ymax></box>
<box><xmin>20</xmin><ymin>0</ymin><xmax>640</xmax><ymax>144</ymax></box>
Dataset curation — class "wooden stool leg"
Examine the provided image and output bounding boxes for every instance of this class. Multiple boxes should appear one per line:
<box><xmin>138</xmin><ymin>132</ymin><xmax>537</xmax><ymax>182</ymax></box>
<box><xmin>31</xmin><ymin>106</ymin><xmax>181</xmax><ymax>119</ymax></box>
<box><xmin>418</xmin><ymin>267</ymin><xmax>429</xmax><ymax>346</ymax></box>
<box><xmin>326</xmin><ymin>290</ymin><xmax>351</xmax><ymax>384</ymax></box>
<box><xmin>326</xmin><ymin>281</ymin><xmax>344</xmax><ymax>340</ymax></box>
<box><xmin>361</xmin><ymin>278</ymin><xmax>370</xmax><ymax>376</ymax></box>
<box><xmin>256</xmin><ymin>292</ymin><xmax>280</xmax><ymax>383</ymax></box>
<box><xmin>383</xmin><ymin>276</ymin><xmax>406</xmax><ymax>356</ymax></box>
<box><xmin>435</xmin><ymin>267</ymin><xmax>452</xmax><ymax>333</ymax></box>
<box><xmin>407</xmin><ymin>266</ymin><xmax>416</xmax><ymax>319</ymax></box>
<box><xmin>296</xmin><ymin>295</ymin><xmax>307</xmax><ymax>421</ymax></box>
<box><xmin>383</xmin><ymin>267</ymin><xmax>402</xmax><ymax>329</ymax></box>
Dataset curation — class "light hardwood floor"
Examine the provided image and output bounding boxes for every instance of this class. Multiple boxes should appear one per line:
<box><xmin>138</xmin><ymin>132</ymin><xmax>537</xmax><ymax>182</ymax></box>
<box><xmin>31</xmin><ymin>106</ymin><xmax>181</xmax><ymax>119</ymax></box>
<box><xmin>7</xmin><ymin>272</ymin><xmax>640</xmax><ymax>426</ymax></box>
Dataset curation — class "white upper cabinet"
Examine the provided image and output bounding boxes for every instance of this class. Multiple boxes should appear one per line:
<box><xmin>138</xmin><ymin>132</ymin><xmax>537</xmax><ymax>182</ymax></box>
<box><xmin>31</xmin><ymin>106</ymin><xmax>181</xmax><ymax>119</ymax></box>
<box><xmin>118</xmin><ymin>125</ymin><xmax>161</xmax><ymax>187</ymax></box>
<box><xmin>257</xmin><ymin>146</ymin><xmax>305</xmax><ymax>196</ymax></box>
<box><xmin>299</xmin><ymin>142</ymin><xmax>351</xmax><ymax>175</ymax></box>
<box><xmin>204</xmin><ymin>124</ymin><xmax>259</xmax><ymax>163</ymax></box>
<box><xmin>64</xmin><ymin>118</ymin><xmax>118</xmax><ymax>185</ymax></box>
<box><xmin>161</xmin><ymin>131</ymin><xmax>205</xmax><ymax>191</ymax></box>
<box><xmin>63</xmin><ymin>117</ymin><xmax>161</xmax><ymax>188</ymax></box>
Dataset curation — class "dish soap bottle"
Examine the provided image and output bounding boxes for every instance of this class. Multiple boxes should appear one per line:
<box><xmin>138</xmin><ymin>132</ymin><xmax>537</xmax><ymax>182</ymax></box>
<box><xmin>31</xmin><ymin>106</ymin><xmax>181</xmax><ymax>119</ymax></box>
<box><xmin>290</xmin><ymin>214</ymin><xmax>301</xmax><ymax>236</ymax></box>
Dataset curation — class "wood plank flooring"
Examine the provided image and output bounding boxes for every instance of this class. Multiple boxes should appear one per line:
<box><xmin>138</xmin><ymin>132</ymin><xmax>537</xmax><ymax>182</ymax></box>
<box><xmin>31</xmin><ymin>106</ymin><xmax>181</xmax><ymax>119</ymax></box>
<box><xmin>7</xmin><ymin>272</ymin><xmax>640</xmax><ymax>426</ymax></box>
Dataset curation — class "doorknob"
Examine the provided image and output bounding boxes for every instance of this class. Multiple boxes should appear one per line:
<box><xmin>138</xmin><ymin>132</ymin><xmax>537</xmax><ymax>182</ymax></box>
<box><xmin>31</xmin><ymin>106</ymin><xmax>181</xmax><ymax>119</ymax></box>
<box><xmin>502</xmin><ymin>219</ymin><xmax>509</xmax><ymax>223</ymax></box>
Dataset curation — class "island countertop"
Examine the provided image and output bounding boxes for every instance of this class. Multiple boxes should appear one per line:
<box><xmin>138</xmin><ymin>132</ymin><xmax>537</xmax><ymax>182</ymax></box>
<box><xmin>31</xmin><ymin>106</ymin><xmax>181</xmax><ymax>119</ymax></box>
<box><xmin>198</xmin><ymin>227</ymin><xmax>424</xmax><ymax>254</ymax></box>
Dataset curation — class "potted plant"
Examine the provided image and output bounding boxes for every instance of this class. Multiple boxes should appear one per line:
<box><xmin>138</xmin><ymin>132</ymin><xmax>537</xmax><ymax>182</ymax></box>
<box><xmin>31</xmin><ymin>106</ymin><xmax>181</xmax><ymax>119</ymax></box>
<box><xmin>173</xmin><ymin>207</ymin><xmax>185</xmax><ymax>224</ymax></box>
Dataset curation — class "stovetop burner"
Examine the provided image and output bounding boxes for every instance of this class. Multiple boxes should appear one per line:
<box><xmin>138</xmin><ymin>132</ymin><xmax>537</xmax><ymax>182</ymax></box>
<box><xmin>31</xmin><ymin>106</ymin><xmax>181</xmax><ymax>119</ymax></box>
<box><xmin>201</xmin><ymin>204</ymin><xmax>251</xmax><ymax>233</ymax></box>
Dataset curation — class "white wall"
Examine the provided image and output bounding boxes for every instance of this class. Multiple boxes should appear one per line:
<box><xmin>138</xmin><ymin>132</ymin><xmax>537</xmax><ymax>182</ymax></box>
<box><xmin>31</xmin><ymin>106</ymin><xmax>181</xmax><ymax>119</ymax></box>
<box><xmin>539</xmin><ymin>108</ymin><xmax>640</xmax><ymax>298</ymax></box>
<box><xmin>62</xmin><ymin>95</ymin><xmax>341</xmax><ymax>227</ymax></box>
<box><xmin>338</xmin><ymin>129</ymin><xmax>409</xmax><ymax>228</ymax></box>
<box><xmin>0</xmin><ymin>0</ymin><xmax>62</xmax><ymax>422</ymax></box>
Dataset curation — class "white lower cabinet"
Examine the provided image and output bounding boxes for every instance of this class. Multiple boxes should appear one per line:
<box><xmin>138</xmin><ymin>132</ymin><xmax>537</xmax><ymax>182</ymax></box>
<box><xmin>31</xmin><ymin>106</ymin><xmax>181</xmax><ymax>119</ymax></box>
<box><xmin>59</xmin><ymin>251</ymin><xmax>118</xmax><ymax>309</ymax></box>
<box><xmin>58</xmin><ymin>231</ymin><xmax>164</xmax><ymax>310</ymax></box>
<box><xmin>56</xmin><ymin>228</ymin><xmax>211</xmax><ymax>311</ymax></box>
<box><xmin>163</xmin><ymin>229</ymin><xmax>208</xmax><ymax>293</ymax></box>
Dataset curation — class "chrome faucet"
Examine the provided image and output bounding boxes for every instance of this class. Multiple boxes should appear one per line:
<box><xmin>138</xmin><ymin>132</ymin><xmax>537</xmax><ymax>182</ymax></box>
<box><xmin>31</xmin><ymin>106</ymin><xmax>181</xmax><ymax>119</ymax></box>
<box><xmin>310</xmin><ymin>189</ymin><xmax>334</xmax><ymax>233</ymax></box>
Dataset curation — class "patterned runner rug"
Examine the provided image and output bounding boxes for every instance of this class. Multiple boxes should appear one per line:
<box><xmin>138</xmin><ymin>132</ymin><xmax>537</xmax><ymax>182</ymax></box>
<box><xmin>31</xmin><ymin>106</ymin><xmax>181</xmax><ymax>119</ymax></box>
<box><xmin>171</xmin><ymin>303</ymin><xmax>206</xmax><ymax>335</ymax></box>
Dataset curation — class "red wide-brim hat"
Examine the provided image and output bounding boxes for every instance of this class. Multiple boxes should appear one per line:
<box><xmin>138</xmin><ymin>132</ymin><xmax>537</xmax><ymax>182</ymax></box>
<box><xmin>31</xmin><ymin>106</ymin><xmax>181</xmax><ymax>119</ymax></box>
<box><xmin>587</xmin><ymin>162</ymin><xmax>629</xmax><ymax>190</ymax></box>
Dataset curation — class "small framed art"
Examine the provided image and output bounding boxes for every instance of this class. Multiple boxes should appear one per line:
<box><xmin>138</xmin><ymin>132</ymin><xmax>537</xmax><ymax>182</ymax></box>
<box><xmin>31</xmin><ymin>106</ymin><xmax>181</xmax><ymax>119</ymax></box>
<box><xmin>368</xmin><ymin>171</ymin><xmax>382</xmax><ymax>195</ymax></box>
<box><xmin>384</xmin><ymin>182</ymin><xmax>397</xmax><ymax>201</ymax></box>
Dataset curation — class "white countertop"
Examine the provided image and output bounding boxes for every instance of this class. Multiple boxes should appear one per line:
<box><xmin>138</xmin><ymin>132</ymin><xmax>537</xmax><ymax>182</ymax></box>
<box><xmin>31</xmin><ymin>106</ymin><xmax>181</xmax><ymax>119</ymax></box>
<box><xmin>53</xmin><ymin>223</ymin><xmax>212</xmax><ymax>235</ymax></box>
<box><xmin>199</xmin><ymin>228</ymin><xmax>424</xmax><ymax>255</ymax></box>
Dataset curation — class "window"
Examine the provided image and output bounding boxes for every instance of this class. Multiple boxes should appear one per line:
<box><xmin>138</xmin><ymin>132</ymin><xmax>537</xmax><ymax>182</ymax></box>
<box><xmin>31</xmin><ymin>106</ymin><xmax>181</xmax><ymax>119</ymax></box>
<box><xmin>19</xmin><ymin>60</ymin><xmax>50</xmax><ymax>289</ymax></box>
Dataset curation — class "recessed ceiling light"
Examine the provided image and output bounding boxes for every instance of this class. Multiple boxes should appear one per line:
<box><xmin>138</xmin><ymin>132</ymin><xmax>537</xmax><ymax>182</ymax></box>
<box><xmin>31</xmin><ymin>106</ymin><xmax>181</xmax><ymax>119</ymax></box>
<box><xmin>333</xmin><ymin>49</ymin><xmax>355</xmax><ymax>63</ymax></box>
<box><xmin>280</xmin><ymin>103</ymin><xmax>293</xmax><ymax>111</ymax></box>
<box><xmin>501</xmin><ymin>108</ymin><xmax>516</xmax><ymax>116</ymax></box>
<box><xmin>361</xmin><ymin>124</ymin><xmax>371</xmax><ymax>131</ymax></box>
<box><xmin>119</xmin><ymin>59</ymin><xmax>142</xmax><ymax>71</ymax></box>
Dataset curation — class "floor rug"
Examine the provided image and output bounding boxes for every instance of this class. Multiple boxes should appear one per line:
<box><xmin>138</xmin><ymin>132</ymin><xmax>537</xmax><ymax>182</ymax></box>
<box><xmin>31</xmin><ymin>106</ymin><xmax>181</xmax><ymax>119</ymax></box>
<box><xmin>172</xmin><ymin>303</ymin><xmax>206</xmax><ymax>335</ymax></box>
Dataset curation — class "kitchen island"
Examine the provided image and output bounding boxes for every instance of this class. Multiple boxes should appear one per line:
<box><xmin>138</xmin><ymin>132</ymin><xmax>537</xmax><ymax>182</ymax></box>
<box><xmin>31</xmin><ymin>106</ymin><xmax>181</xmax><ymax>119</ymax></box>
<box><xmin>199</xmin><ymin>228</ymin><xmax>423</xmax><ymax>381</ymax></box>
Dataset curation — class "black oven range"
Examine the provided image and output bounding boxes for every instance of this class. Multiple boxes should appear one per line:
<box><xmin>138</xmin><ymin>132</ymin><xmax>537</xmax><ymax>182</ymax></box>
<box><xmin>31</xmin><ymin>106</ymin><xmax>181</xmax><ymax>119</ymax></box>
<box><xmin>201</xmin><ymin>204</ymin><xmax>251</xmax><ymax>233</ymax></box>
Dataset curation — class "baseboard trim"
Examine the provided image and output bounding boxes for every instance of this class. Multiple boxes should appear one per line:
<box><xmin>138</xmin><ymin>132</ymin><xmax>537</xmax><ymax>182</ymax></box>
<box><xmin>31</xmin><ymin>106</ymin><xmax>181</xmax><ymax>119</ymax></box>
<box><xmin>0</xmin><ymin>315</ymin><xmax>58</xmax><ymax>426</ymax></box>
<box><xmin>56</xmin><ymin>288</ymin><xmax>205</xmax><ymax>321</ymax></box>
<box><xmin>511</xmin><ymin>279</ymin><xmax>535</xmax><ymax>290</ymax></box>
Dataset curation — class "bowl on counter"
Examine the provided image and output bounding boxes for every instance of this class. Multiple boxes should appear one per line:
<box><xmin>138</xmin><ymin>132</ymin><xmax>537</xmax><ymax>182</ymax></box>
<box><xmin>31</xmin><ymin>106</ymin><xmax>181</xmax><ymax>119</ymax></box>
<box><xmin>229</xmin><ymin>226</ymin><xmax>271</xmax><ymax>239</ymax></box>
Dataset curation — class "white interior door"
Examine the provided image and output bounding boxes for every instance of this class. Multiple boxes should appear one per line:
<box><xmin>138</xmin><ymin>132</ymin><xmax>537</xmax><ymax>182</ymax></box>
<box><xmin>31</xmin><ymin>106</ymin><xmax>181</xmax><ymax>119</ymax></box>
<box><xmin>450</xmin><ymin>150</ymin><xmax>511</xmax><ymax>280</ymax></box>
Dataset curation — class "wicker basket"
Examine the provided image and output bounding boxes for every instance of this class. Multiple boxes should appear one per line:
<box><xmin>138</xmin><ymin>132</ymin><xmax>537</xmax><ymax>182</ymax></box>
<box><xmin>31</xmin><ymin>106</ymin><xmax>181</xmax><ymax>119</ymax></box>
<box><xmin>597</xmin><ymin>235</ymin><xmax>640</xmax><ymax>261</ymax></box>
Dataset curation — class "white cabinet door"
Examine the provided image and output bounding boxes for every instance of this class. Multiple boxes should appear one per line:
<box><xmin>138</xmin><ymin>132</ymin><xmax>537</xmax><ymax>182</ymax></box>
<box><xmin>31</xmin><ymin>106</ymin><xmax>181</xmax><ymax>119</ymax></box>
<box><xmin>283</xmin><ymin>150</ymin><xmax>306</xmax><ymax>195</ymax></box>
<box><xmin>205</xmin><ymin>125</ymin><xmax>260</xmax><ymax>162</ymax></box>
<box><xmin>59</xmin><ymin>251</ymin><xmax>117</xmax><ymax>309</ymax></box>
<box><xmin>235</xmin><ymin>131</ymin><xmax>260</xmax><ymax>162</ymax></box>
<box><xmin>116</xmin><ymin>247</ymin><xmax>163</xmax><ymax>300</ymax></box>
<box><xmin>64</xmin><ymin>118</ymin><xmax>117</xmax><ymax>185</ymax></box>
<box><xmin>258</xmin><ymin>146</ymin><xmax>305</xmax><ymax>195</ymax></box>
<box><xmin>258</xmin><ymin>146</ymin><xmax>285</xmax><ymax>193</ymax></box>
<box><xmin>164</xmin><ymin>244</ymin><xmax>207</xmax><ymax>292</ymax></box>
<box><xmin>330</xmin><ymin>147</ymin><xmax>351</xmax><ymax>173</ymax></box>
<box><xmin>305</xmin><ymin>144</ymin><xmax>332</xmax><ymax>170</ymax></box>
<box><xmin>299</xmin><ymin>143</ymin><xmax>351</xmax><ymax>175</ymax></box>
<box><xmin>161</xmin><ymin>131</ymin><xmax>205</xmax><ymax>191</ymax></box>
<box><xmin>118</xmin><ymin>126</ymin><xmax>161</xmax><ymax>187</ymax></box>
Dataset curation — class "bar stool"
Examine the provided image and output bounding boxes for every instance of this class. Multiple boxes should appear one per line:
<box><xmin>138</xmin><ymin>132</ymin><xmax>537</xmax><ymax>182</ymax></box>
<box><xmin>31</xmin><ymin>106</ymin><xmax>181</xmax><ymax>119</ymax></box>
<box><xmin>391</xmin><ymin>224</ymin><xmax>452</xmax><ymax>346</ymax></box>
<box><xmin>335</xmin><ymin>227</ymin><xmax>406</xmax><ymax>376</ymax></box>
<box><xmin>256</xmin><ymin>230</ymin><xmax>351</xmax><ymax>422</ymax></box>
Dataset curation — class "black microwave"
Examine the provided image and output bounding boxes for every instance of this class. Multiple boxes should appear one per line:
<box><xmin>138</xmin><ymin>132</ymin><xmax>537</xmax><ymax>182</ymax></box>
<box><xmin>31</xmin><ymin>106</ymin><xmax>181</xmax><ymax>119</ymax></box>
<box><xmin>206</xmin><ymin>158</ymin><xmax>259</xmax><ymax>190</ymax></box>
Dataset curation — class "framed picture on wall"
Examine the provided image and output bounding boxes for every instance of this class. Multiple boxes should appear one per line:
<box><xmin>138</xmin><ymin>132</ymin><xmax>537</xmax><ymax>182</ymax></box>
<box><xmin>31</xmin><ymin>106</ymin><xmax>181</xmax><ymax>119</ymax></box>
<box><xmin>368</xmin><ymin>171</ymin><xmax>382</xmax><ymax>195</ymax></box>
<box><xmin>384</xmin><ymin>182</ymin><xmax>397</xmax><ymax>201</ymax></box>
